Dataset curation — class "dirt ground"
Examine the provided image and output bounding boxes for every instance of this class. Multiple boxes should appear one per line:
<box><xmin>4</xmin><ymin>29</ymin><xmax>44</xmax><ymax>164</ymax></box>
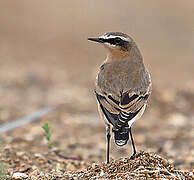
<box><xmin>0</xmin><ymin>63</ymin><xmax>193</xmax><ymax>179</ymax></box>
<box><xmin>0</xmin><ymin>1</ymin><xmax>194</xmax><ymax>179</ymax></box>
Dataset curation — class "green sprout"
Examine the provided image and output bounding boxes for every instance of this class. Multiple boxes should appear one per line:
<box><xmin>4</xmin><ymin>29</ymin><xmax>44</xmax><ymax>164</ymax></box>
<box><xmin>42</xmin><ymin>122</ymin><xmax>54</xmax><ymax>149</ymax></box>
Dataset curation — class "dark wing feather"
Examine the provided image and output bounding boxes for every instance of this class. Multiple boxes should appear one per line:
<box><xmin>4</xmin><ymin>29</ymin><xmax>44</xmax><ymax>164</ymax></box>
<box><xmin>95</xmin><ymin>89</ymin><xmax>150</xmax><ymax>146</ymax></box>
<box><xmin>121</xmin><ymin>93</ymin><xmax>138</xmax><ymax>105</ymax></box>
<box><xmin>95</xmin><ymin>92</ymin><xmax>119</xmax><ymax>126</ymax></box>
<box><xmin>95</xmin><ymin>90</ymin><xmax>150</xmax><ymax>128</ymax></box>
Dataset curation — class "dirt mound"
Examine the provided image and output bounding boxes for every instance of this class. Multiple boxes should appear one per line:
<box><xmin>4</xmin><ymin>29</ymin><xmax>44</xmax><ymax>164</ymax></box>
<box><xmin>3</xmin><ymin>150</ymin><xmax>193</xmax><ymax>179</ymax></box>
<box><xmin>65</xmin><ymin>151</ymin><xmax>192</xmax><ymax>179</ymax></box>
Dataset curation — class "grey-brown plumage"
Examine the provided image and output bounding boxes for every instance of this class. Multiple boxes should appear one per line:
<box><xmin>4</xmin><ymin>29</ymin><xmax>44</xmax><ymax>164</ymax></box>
<box><xmin>88</xmin><ymin>32</ymin><xmax>152</xmax><ymax>163</ymax></box>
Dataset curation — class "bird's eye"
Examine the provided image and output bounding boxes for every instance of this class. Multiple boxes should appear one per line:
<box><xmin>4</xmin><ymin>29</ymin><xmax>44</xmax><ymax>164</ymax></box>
<box><xmin>114</xmin><ymin>37</ymin><xmax>121</xmax><ymax>44</ymax></box>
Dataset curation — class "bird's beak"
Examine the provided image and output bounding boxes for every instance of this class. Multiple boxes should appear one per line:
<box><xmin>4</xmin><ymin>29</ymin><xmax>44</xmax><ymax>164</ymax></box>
<box><xmin>88</xmin><ymin>37</ymin><xmax>104</xmax><ymax>43</ymax></box>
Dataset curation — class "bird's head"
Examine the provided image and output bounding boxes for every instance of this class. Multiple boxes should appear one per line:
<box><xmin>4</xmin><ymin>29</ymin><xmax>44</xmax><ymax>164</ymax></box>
<box><xmin>88</xmin><ymin>32</ymin><xmax>139</xmax><ymax>61</ymax></box>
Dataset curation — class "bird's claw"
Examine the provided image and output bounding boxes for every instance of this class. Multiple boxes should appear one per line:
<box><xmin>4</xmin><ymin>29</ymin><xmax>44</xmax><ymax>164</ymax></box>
<box><xmin>130</xmin><ymin>153</ymin><xmax>136</xmax><ymax>160</ymax></box>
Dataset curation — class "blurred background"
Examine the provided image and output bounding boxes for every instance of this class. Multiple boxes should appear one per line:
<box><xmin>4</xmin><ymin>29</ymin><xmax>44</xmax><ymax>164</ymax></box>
<box><xmin>0</xmin><ymin>0</ymin><xmax>193</xmax><ymax>172</ymax></box>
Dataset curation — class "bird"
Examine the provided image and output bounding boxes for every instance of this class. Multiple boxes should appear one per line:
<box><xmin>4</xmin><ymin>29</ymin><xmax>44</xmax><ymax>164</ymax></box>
<box><xmin>88</xmin><ymin>32</ymin><xmax>152</xmax><ymax>163</ymax></box>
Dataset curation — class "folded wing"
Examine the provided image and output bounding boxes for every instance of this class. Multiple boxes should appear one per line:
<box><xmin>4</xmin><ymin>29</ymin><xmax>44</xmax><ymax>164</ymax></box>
<box><xmin>95</xmin><ymin>90</ymin><xmax>150</xmax><ymax>129</ymax></box>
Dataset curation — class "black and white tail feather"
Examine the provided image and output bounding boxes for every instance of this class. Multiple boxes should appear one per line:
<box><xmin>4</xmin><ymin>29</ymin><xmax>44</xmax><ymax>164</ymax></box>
<box><xmin>95</xmin><ymin>90</ymin><xmax>150</xmax><ymax>146</ymax></box>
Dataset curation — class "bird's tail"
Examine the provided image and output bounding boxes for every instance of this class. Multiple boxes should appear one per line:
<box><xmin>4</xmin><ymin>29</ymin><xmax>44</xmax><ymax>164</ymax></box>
<box><xmin>113</xmin><ymin>130</ymin><xmax>129</xmax><ymax>146</ymax></box>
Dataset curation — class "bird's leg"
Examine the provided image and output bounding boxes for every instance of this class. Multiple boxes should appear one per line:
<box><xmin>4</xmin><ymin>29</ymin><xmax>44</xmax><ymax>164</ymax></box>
<box><xmin>129</xmin><ymin>127</ymin><xmax>136</xmax><ymax>159</ymax></box>
<box><xmin>106</xmin><ymin>125</ymin><xmax>111</xmax><ymax>164</ymax></box>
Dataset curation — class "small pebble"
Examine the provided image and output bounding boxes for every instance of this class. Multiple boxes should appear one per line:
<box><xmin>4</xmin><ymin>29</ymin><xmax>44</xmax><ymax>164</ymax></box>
<box><xmin>100</xmin><ymin>170</ymin><xmax>104</xmax><ymax>177</ymax></box>
<box><xmin>12</xmin><ymin>172</ymin><xmax>28</xmax><ymax>179</ymax></box>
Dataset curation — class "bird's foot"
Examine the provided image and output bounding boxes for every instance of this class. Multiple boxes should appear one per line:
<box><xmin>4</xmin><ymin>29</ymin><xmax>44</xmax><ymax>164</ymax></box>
<box><xmin>130</xmin><ymin>153</ymin><xmax>136</xmax><ymax>160</ymax></box>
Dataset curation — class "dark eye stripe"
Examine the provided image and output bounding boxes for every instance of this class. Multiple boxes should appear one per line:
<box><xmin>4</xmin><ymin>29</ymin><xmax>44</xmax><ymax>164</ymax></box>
<box><xmin>103</xmin><ymin>38</ymin><xmax>118</xmax><ymax>44</ymax></box>
<box><xmin>104</xmin><ymin>38</ymin><xmax>128</xmax><ymax>46</ymax></box>
<box><xmin>103</xmin><ymin>38</ymin><xmax>115</xmax><ymax>44</ymax></box>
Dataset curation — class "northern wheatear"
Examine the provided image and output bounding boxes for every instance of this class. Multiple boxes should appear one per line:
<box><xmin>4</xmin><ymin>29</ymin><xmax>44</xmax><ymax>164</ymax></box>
<box><xmin>88</xmin><ymin>32</ymin><xmax>152</xmax><ymax>163</ymax></box>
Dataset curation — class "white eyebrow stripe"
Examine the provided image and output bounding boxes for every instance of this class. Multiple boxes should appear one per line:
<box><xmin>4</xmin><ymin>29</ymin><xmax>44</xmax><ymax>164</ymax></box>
<box><xmin>99</xmin><ymin>35</ymin><xmax>129</xmax><ymax>42</ymax></box>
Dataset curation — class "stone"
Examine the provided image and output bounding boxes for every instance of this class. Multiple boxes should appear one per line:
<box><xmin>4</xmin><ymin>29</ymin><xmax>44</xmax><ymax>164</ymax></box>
<box><xmin>12</xmin><ymin>172</ymin><xmax>28</xmax><ymax>179</ymax></box>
